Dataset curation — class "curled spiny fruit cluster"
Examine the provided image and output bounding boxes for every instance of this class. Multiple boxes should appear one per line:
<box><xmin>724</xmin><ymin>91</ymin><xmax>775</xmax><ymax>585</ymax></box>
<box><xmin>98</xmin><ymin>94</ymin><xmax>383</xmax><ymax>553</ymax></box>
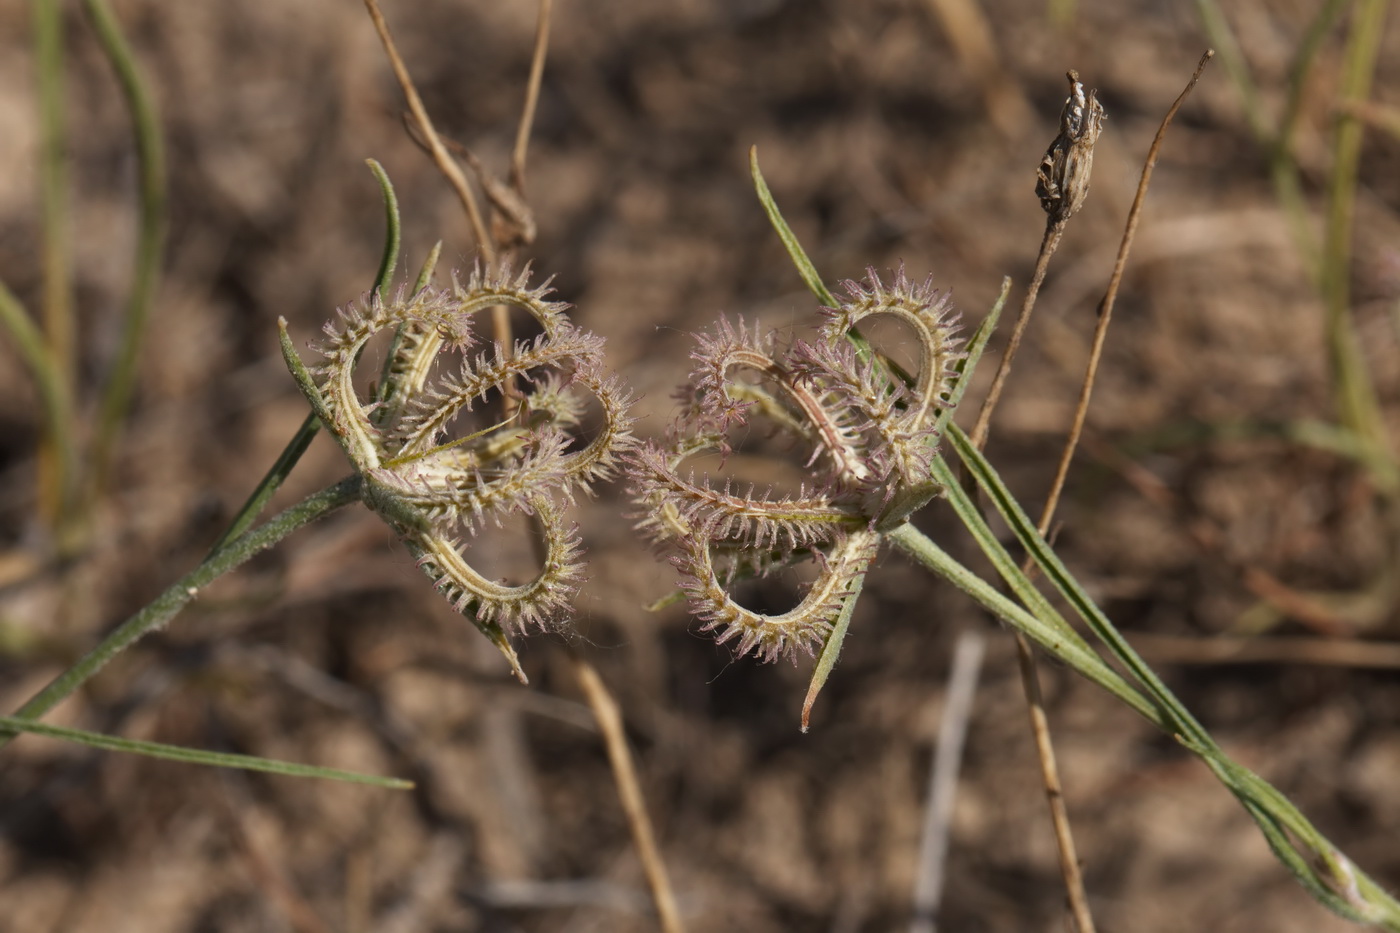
<box><xmin>630</xmin><ymin>268</ymin><xmax>962</xmax><ymax>663</ymax></box>
<box><xmin>282</xmin><ymin>265</ymin><xmax>634</xmax><ymax>676</ymax></box>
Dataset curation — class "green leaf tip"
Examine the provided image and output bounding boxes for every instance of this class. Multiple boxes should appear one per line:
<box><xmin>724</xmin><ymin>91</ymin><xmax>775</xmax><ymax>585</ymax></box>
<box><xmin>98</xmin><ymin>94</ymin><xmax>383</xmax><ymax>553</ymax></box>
<box><xmin>366</xmin><ymin>158</ymin><xmax>401</xmax><ymax>300</ymax></box>
<box><xmin>749</xmin><ymin>145</ymin><xmax>837</xmax><ymax>308</ymax></box>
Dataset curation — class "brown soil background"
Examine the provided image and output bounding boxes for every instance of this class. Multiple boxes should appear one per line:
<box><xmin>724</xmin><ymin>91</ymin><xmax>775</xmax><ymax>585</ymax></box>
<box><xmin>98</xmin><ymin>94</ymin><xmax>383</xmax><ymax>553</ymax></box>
<box><xmin>2</xmin><ymin>1</ymin><xmax>1399</xmax><ymax>931</ymax></box>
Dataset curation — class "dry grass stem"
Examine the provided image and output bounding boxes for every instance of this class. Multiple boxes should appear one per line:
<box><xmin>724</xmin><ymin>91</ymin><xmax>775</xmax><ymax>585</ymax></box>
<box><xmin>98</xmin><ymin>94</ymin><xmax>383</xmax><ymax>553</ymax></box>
<box><xmin>572</xmin><ymin>655</ymin><xmax>687</xmax><ymax>933</ymax></box>
<box><xmin>963</xmin><ymin>69</ymin><xmax>1109</xmax><ymax>933</ymax></box>
<box><xmin>910</xmin><ymin>628</ymin><xmax>986</xmax><ymax>933</ymax></box>
<box><xmin>1000</xmin><ymin>56</ymin><xmax>1215</xmax><ymax>932</ymax></box>
<box><xmin>362</xmin><ymin>0</ymin><xmax>494</xmax><ymax>266</ymax></box>
<box><xmin>1012</xmin><ymin>630</ymin><xmax>1093</xmax><ymax>933</ymax></box>
<box><xmin>989</xmin><ymin>56</ymin><xmax>1214</xmax><ymax>932</ymax></box>
<box><xmin>512</xmin><ymin>0</ymin><xmax>554</xmax><ymax>192</ymax></box>
<box><xmin>1037</xmin><ymin>51</ymin><xmax>1215</xmax><ymax>527</ymax></box>
<box><xmin>967</xmin><ymin>221</ymin><xmax>1063</xmax><ymax>450</ymax></box>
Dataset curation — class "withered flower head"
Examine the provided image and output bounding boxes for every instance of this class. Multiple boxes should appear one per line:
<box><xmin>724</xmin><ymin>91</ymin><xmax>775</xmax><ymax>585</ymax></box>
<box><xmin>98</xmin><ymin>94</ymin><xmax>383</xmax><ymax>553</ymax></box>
<box><xmin>629</xmin><ymin>268</ymin><xmax>962</xmax><ymax>664</ymax></box>
<box><xmin>281</xmin><ymin>265</ymin><xmax>634</xmax><ymax>679</ymax></box>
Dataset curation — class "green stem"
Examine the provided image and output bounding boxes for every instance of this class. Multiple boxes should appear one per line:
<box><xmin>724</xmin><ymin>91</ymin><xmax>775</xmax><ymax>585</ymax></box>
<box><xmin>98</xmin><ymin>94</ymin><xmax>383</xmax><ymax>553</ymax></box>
<box><xmin>0</xmin><ymin>279</ymin><xmax>77</xmax><ymax>506</ymax></box>
<box><xmin>941</xmin><ymin>424</ymin><xmax>1216</xmax><ymax>747</ymax></box>
<box><xmin>205</xmin><ymin>413</ymin><xmax>322</xmax><ymax>555</ymax></box>
<box><xmin>1192</xmin><ymin>0</ymin><xmax>1269</xmax><ymax>140</ymax></box>
<box><xmin>2</xmin><ymin>476</ymin><xmax>362</xmax><ymax>747</ymax></box>
<box><xmin>0</xmin><ymin>716</ymin><xmax>411</xmax><ymax>789</ymax></box>
<box><xmin>801</xmin><ymin>568</ymin><xmax>866</xmax><ymax>732</ymax></box>
<box><xmin>211</xmin><ymin>162</ymin><xmax>404</xmax><ymax>554</ymax></box>
<box><xmin>83</xmin><ymin>0</ymin><xmax>168</xmax><ymax>500</ymax></box>
<box><xmin>33</xmin><ymin>0</ymin><xmax>79</xmax><ymax>531</ymax></box>
<box><xmin>1270</xmin><ymin>0</ymin><xmax>1347</xmax><ymax>279</ymax></box>
<box><xmin>936</xmin><ymin>425</ymin><xmax>1400</xmax><ymax>927</ymax></box>
<box><xmin>367</xmin><ymin>158</ymin><xmax>401</xmax><ymax>300</ymax></box>
<box><xmin>1322</xmin><ymin>0</ymin><xmax>1391</xmax><ymax>470</ymax></box>
<box><xmin>887</xmin><ymin>521</ymin><xmax>1163</xmax><ymax>728</ymax></box>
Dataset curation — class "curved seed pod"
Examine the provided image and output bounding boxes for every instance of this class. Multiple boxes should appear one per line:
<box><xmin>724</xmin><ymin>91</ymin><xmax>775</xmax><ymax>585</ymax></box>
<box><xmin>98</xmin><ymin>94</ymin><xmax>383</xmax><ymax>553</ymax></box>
<box><xmin>408</xmin><ymin>495</ymin><xmax>585</xmax><ymax>633</ymax></box>
<box><xmin>679</xmin><ymin>528</ymin><xmax>882</xmax><ymax>663</ymax></box>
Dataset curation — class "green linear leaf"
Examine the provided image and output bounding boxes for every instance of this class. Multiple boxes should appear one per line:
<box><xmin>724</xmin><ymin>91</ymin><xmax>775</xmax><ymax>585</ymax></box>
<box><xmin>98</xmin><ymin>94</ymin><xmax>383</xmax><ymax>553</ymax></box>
<box><xmin>750</xmin><ymin>146</ymin><xmax>838</xmax><ymax>308</ymax></box>
<box><xmin>893</xmin><ymin>471</ymin><xmax>1161</xmax><ymax>725</ymax></box>
<box><xmin>801</xmin><ymin>569</ymin><xmax>866</xmax><ymax>733</ymax></box>
<box><xmin>934</xmin><ymin>276</ymin><xmax>1010</xmax><ymax>438</ymax></box>
<box><xmin>0</xmin><ymin>716</ymin><xmax>412</xmax><ymax>789</ymax></box>
<box><xmin>944</xmin><ymin>422</ymin><xmax>1215</xmax><ymax>747</ymax></box>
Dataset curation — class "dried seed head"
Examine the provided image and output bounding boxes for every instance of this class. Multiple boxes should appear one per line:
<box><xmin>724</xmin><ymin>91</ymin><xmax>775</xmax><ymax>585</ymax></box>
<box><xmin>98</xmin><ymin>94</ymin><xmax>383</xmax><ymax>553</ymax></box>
<box><xmin>282</xmin><ymin>264</ymin><xmax>635</xmax><ymax>679</ymax></box>
<box><xmin>627</xmin><ymin>268</ymin><xmax>963</xmax><ymax>664</ymax></box>
<box><xmin>1035</xmin><ymin>70</ymin><xmax>1106</xmax><ymax>224</ymax></box>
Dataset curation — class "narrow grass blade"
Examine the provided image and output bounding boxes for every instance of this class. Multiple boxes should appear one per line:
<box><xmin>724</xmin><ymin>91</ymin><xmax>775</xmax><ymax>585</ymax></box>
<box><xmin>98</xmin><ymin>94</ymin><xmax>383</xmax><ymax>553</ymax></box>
<box><xmin>1179</xmin><ymin>732</ymin><xmax>1400</xmax><ymax>926</ymax></box>
<box><xmin>414</xmin><ymin>240</ymin><xmax>443</xmax><ymax>293</ymax></box>
<box><xmin>367</xmin><ymin>158</ymin><xmax>401</xmax><ymax>300</ymax></box>
<box><xmin>801</xmin><ymin>570</ymin><xmax>867</xmax><ymax>732</ymax></box>
<box><xmin>3</xmin><ymin>476</ymin><xmax>361</xmax><ymax>746</ymax></box>
<box><xmin>942</xmin><ymin>421</ymin><xmax>1400</xmax><ymax>925</ymax></box>
<box><xmin>206</xmin><ymin>412</ymin><xmax>320</xmax><ymax>555</ymax></box>
<box><xmin>84</xmin><ymin>0</ymin><xmax>167</xmax><ymax>499</ymax></box>
<box><xmin>34</xmin><ymin>0</ymin><xmax>78</xmax><ymax>531</ymax></box>
<box><xmin>887</xmin><ymin>522</ymin><xmax>1161</xmax><ymax>727</ymax></box>
<box><xmin>750</xmin><ymin>146</ymin><xmax>838</xmax><ymax>308</ymax></box>
<box><xmin>213</xmin><ymin>165</ymin><xmax>406</xmax><ymax>554</ymax></box>
<box><xmin>0</xmin><ymin>279</ymin><xmax>76</xmax><ymax>508</ymax></box>
<box><xmin>1321</xmin><ymin>0</ymin><xmax>1393</xmax><ymax>478</ymax></box>
<box><xmin>944</xmin><ymin>423</ymin><xmax>1212</xmax><ymax>745</ymax></box>
<box><xmin>0</xmin><ymin>716</ymin><xmax>411</xmax><ymax>789</ymax></box>
<box><xmin>934</xmin><ymin>276</ymin><xmax>1010</xmax><ymax>438</ymax></box>
<box><xmin>279</xmin><ymin>319</ymin><xmax>339</xmax><ymax>438</ymax></box>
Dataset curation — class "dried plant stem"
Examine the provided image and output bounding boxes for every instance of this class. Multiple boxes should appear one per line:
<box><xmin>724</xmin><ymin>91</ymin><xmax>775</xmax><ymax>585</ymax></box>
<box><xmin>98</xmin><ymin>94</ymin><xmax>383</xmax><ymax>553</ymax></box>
<box><xmin>362</xmin><ymin>0</ymin><xmax>494</xmax><ymax>268</ymax></box>
<box><xmin>967</xmin><ymin>219</ymin><xmax>1064</xmax><ymax>449</ymax></box>
<box><xmin>511</xmin><ymin>0</ymin><xmax>553</xmax><ymax>192</ymax></box>
<box><xmin>969</xmin><ymin>165</ymin><xmax>1091</xmax><ymax>933</ymax></box>
<box><xmin>1008</xmin><ymin>53</ymin><xmax>1214</xmax><ymax>933</ymax></box>
<box><xmin>571</xmin><ymin>656</ymin><xmax>686</xmax><ymax>933</ymax></box>
<box><xmin>1039</xmin><ymin>51</ymin><xmax>1214</xmax><ymax>525</ymax></box>
<box><xmin>910</xmin><ymin>628</ymin><xmax>986</xmax><ymax>933</ymax></box>
<box><xmin>1012</xmin><ymin>632</ymin><xmax>1093</xmax><ymax>933</ymax></box>
<box><xmin>966</xmin><ymin>69</ymin><xmax>1110</xmax><ymax>933</ymax></box>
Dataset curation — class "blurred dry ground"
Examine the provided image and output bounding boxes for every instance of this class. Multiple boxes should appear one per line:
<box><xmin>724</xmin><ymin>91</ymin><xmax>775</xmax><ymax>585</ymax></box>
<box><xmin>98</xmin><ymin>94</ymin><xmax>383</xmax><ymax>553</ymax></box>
<box><xmin>2</xmin><ymin>1</ymin><xmax>1400</xmax><ymax>931</ymax></box>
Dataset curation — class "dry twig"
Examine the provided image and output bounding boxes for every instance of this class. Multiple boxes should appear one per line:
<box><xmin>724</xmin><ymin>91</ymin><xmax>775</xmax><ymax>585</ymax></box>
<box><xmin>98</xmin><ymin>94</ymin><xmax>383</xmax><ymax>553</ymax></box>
<box><xmin>1012</xmin><ymin>53</ymin><xmax>1215</xmax><ymax>933</ymax></box>
<box><xmin>1038</xmin><ymin>51</ymin><xmax>1216</xmax><ymax>524</ymax></box>
<box><xmin>362</xmin><ymin>0</ymin><xmax>493</xmax><ymax>265</ymax></box>
<box><xmin>572</xmin><ymin>655</ymin><xmax>687</xmax><ymax>933</ymax></box>
<box><xmin>911</xmin><ymin>629</ymin><xmax>986</xmax><ymax>933</ymax></box>
<box><xmin>964</xmin><ymin>68</ymin><xmax>1109</xmax><ymax>933</ymax></box>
